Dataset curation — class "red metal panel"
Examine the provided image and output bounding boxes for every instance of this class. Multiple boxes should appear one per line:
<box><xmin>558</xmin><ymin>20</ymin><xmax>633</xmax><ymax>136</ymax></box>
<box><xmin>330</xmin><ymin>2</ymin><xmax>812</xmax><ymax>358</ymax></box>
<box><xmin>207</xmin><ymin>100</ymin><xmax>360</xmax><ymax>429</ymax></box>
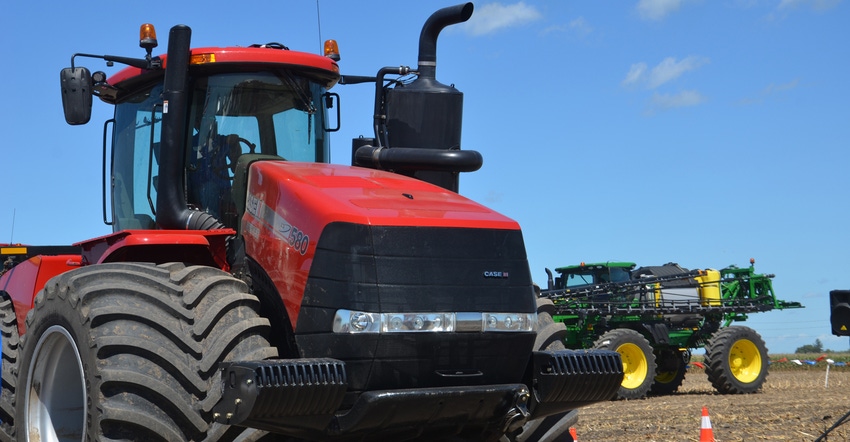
<box><xmin>241</xmin><ymin>161</ymin><xmax>521</xmax><ymax>326</ymax></box>
<box><xmin>108</xmin><ymin>47</ymin><xmax>339</xmax><ymax>85</ymax></box>
<box><xmin>249</xmin><ymin>162</ymin><xmax>520</xmax><ymax>229</ymax></box>
<box><xmin>0</xmin><ymin>255</ymin><xmax>82</xmax><ymax>335</ymax></box>
<box><xmin>77</xmin><ymin>229</ymin><xmax>234</xmax><ymax>269</ymax></box>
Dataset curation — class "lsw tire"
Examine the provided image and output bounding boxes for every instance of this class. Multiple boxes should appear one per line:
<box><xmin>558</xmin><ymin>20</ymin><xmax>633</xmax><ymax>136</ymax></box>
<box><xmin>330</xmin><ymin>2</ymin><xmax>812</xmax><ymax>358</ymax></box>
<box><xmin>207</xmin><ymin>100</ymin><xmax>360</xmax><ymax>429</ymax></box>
<box><xmin>15</xmin><ymin>262</ymin><xmax>278</xmax><ymax>441</ymax></box>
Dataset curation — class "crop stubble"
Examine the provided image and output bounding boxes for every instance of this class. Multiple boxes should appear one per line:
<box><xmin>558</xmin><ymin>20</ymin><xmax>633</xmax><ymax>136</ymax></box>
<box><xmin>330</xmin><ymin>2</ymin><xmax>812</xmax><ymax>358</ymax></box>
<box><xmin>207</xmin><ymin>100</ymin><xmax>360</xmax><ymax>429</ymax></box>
<box><xmin>574</xmin><ymin>367</ymin><xmax>850</xmax><ymax>441</ymax></box>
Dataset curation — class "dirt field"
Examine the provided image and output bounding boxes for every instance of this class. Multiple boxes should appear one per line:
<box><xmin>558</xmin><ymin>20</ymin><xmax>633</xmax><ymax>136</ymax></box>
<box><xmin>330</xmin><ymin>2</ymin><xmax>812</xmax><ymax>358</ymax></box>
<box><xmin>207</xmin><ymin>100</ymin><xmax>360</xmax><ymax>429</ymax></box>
<box><xmin>572</xmin><ymin>365</ymin><xmax>850</xmax><ymax>441</ymax></box>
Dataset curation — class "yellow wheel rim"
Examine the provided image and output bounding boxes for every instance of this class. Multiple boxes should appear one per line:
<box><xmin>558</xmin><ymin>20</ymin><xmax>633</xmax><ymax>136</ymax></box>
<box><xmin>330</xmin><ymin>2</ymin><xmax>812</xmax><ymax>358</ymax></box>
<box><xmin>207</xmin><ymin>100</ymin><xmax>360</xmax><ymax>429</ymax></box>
<box><xmin>655</xmin><ymin>370</ymin><xmax>676</xmax><ymax>384</ymax></box>
<box><xmin>617</xmin><ymin>343</ymin><xmax>648</xmax><ymax>390</ymax></box>
<box><xmin>728</xmin><ymin>338</ymin><xmax>762</xmax><ymax>383</ymax></box>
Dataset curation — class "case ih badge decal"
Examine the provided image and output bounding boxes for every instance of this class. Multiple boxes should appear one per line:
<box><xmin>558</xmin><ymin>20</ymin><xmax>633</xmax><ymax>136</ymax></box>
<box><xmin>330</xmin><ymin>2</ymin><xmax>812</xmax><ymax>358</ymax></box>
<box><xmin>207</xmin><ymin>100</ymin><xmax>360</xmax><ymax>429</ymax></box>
<box><xmin>246</xmin><ymin>192</ymin><xmax>310</xmax><ymax>255</ymax></box>
<box><xmin>483</xmin><ymin>271</ymin><xmax>509</xmax><ymax>278</ymax></box>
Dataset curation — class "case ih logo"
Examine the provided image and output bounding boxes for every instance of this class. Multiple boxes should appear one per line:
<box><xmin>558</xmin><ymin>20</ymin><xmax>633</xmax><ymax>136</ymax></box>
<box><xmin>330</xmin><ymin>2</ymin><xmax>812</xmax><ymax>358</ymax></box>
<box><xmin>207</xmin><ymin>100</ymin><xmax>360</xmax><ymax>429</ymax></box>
<box><xmin>483</xmin><ymin>271</ymin><xmax>509</xmax><ymax>279</ymax></box>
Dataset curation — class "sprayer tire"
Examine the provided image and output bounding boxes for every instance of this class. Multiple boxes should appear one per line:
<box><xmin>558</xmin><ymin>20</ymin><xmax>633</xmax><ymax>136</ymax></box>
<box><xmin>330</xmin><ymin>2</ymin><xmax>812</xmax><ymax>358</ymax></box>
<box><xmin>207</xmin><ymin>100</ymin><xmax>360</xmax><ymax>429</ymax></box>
<box><xmin>534</xmin><ymin>297</ymin><xmax>568</xmax><ymax>351</ymax></box>
<box><xmin>501</xmin><ymin>297</ymin><xmax>576</xmax><ymax>442</ymax></box>
<box><xmin>15</xmin><ymin>262</ymin><xmax>278</xmax><ymax>441</ymax></box>
<box><xmin>594</xmin><ymin>329</ymin><xmax>655</xmax><ymax>399</ymax></box>
<box><xmin>704</xmin><ymin>326</ymin><xmax>768</xmax><ymax>394</ymax></box>
<box><xmin>0</xmin><ymin>296</ymin><xmax>19</xmax><ymax>442</ymax></box>
<box><xmin>650</xmin><ymin>349</ymin><xmax>688</xmax><ymax>396</ymax></box>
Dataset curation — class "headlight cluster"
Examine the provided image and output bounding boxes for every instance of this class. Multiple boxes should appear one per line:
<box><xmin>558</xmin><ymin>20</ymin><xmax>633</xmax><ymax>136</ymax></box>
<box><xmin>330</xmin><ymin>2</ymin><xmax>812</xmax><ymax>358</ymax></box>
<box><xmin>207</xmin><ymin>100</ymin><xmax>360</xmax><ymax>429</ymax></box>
<box><xmin>333</xmin><ymin>310</ymin><xmax>537</xmax><ymax>334</ymax></box>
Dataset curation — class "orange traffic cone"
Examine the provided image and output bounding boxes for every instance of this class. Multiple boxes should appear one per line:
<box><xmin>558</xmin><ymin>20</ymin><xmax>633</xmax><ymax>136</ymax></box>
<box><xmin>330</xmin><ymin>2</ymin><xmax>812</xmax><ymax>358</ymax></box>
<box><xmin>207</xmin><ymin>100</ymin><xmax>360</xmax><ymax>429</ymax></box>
<box><xmin>700</xmin><ymin>407</ymin><xmax>715</xmax><ymax>442</ymax></box>
<box><xmin>569</xmin><ymin>427</ymin><xmax>578</xmax><ymax>441</ymax></box>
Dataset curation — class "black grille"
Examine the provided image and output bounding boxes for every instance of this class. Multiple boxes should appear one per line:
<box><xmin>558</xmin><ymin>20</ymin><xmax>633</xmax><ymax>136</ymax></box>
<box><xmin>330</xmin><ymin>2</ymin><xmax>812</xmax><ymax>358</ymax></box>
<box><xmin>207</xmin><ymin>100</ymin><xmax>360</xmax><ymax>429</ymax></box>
<box><xmin>298</xmin><ymin>222</ymin><xmax>535</xmax><ymax>330</ymax></box>
<box><xmin>243</xmin><ymin>359</ymin><xmax>347</xmax><ymax>418</ymax></box>
<box><xmin>533</xmin><ymin>350</ymin><xmax>624</xmax><ymax>405</ymax></box>
<box><xmin>254</xmin><ymin>359</ymin><xmax>347</xmax><ymax>388</ymax></box>
<box><xmin>294</xmin><ymin>223</ymin><xmax>537</xmax><ymax>393</ymax></box>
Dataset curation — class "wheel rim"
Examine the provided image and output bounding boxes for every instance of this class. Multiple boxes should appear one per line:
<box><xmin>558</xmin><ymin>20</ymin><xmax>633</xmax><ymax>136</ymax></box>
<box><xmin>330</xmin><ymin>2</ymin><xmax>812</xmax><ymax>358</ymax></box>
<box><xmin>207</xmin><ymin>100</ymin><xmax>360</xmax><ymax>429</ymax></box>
<box><xmin>25</xmin><ymin>325</ymin><xmax>86</xmax><ymax>442</ymax></box>
<box><xmin>655</xmin><ymin>356</ymin><xmax>682</xmax><ymax>384</ymax></box>
<box><xmin>655</xmin><ymin>370</ymin><xmax>676</xmax><ymax>384</ymax></box>
<box><xmin>617</xmin><ymin>343</ymin><xmax>648</xmax><ymax>390</ymax></box>
<box><xmin>727</xmin><ymin>337</ymin><xmax>762</xmax><ymax>383</ymax></box>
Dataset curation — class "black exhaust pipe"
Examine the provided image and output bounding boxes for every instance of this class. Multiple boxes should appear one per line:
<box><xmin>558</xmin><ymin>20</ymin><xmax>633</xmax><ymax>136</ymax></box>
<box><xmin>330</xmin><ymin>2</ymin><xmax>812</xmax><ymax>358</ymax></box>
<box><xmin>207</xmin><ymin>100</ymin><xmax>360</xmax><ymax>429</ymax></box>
<box><xmin>156</xmin><ymin>25</ymin><xmax>224</xmax><ymax>231</ymax></box>
<box><xmin>355</xmin><ymin>3</ymin><xmax>478</xmax><ymax>193</ymax></box>
<box><xmin>417</xmin><ymin>2</ymin><xmax>474</xmax><ymax>80</ymax></box>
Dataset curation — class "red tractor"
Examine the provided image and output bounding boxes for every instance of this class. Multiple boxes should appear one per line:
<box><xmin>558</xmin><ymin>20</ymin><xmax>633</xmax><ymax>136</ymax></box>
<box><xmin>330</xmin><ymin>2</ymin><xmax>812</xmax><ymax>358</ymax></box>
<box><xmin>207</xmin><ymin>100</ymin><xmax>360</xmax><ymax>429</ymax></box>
<box><xmin>0</xmin><ymin>4</ymin><xmax>622</xmax><ymax>441</ymax></box>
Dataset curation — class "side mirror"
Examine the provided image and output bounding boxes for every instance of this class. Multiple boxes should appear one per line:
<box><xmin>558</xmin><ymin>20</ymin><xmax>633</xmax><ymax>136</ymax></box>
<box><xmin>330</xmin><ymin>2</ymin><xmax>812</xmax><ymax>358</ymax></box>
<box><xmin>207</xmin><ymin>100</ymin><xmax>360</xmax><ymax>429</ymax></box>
<box><xmin>60</xmin><ymin>67</ymin><xmax>93</xmax><ymax>125</ymax></box>
<box><xmin>323</xmin><ymin>92</ymin><xmax>340</xmax><ymax>132</ymax></box>
<box><xmin>831</xmin><ymin>290</ymin><xmax>850</xmax><ymax>336</ymax></box>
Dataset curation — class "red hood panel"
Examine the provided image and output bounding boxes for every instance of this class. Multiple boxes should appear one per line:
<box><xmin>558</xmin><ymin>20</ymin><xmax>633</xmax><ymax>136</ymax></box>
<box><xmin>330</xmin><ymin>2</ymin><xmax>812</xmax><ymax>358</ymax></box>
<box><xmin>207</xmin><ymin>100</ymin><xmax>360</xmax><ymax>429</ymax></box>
<box><xmin>241</xmin><ymin>161</ymin><xmax>521</xmax><ymax>327</ymax></box>
<box><xmin>250</xmin><ymin>162</ymin><xmax>518</xmax><ymax>229</ymax></box>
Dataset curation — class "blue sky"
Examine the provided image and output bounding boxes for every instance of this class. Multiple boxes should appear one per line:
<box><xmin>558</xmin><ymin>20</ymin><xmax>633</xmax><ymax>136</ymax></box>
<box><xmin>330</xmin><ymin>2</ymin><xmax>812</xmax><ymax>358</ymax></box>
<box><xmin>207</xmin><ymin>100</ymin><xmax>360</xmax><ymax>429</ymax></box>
<box><xmin>2</xmin><ymin>0</ymin><xmax>848</xmax><ymax>353</ymax></box>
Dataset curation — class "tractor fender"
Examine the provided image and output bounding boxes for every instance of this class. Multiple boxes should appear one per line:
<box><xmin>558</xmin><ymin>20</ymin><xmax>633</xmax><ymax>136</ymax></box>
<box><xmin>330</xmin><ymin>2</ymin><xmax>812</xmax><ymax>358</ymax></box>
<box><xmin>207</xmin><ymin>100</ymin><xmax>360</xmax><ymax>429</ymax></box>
<box><xmin>642</xmin><ymin>323</ymin><xmax>670</xmax><ymax>345</ymax></box>
<box><xmin>78</xmin><ymin>229</ymin><xmax>234</xmax><ymax>270</ymax></box>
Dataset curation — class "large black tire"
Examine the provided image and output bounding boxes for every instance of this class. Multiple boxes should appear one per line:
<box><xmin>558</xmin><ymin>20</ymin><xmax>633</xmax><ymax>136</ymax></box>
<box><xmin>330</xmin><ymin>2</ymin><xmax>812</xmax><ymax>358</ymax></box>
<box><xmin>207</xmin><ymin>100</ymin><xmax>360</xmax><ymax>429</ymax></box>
<box><xmin>502</xmin><ymin>297</ymin><xmax>577</xmax><ymax>442</ymax></box>
<box><xmin>704</xmin><ymin>326</ymin><xmax>768</xmax><ymax>394</ymax></box>
<box><xmin>534</xmin><ymin>297</ymin><xmax>568</xmax><ymax>352</ymax></box>
<box><xmin>593</xmin><ymin>329</ymin><xmax>655</xmax><ymax>400</ymax></box>
<box><xmin>15</xmin><ymin>262</ymin><xmax>278</xmax><ymax>441</ymax></box>
<box><xmin>650</xmin><ymin>348</ymin><xmax>688</xmax><ymax>396</ymax></box>
<box><xmin>0</xmin><ymin>296</ymin><xmax>19</xmax><ymax>442</ymax></box>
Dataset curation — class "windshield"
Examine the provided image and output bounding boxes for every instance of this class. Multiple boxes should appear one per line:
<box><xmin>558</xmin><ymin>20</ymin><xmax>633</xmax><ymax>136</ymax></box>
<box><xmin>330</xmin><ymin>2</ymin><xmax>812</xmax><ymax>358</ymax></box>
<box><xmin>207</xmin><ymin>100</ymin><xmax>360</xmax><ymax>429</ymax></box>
<box><xmin>110</xmin><ymin>70</ymin><xmax>329</xmax><ymax>232</ymax></box>
<box><xmin>559</xmin><ymin>266</ymin><xmax>632</xmax><ymax>289</ymax></box>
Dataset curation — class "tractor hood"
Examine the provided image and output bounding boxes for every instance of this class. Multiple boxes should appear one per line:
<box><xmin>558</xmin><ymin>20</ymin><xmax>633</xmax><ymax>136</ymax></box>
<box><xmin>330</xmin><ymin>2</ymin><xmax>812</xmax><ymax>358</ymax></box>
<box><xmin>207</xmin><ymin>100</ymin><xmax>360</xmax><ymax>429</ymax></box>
<box><xmin>242</xmin><ymin>161</ymin><xmax>520</xmax><ymax>231</ymax></box>
<box><xmin>240</xmin><ymin>160</ymin><xmax>535</xmax><ymax>395</ymax></box>
<box><xmin>240</xmin><ymin>160</ymin><xmax>530</xmax><ymax>331</ymax></box>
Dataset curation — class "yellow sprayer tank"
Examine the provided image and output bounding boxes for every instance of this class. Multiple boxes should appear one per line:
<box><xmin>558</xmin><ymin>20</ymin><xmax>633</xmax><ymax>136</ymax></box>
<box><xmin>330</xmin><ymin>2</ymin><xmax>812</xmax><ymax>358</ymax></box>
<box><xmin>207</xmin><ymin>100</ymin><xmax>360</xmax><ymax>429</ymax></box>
<box><xmin>696</xmin><ymin>269</ymin><xmax>721</xmax><ymax>306</ymax></box>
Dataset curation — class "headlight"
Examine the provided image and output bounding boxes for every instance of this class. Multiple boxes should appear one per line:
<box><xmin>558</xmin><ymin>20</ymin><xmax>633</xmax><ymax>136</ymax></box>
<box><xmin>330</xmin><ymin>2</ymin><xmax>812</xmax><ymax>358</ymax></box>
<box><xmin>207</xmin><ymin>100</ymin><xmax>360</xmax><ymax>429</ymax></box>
<box><xmin>333</xmin><ymin>311</ymin><xmax>381</xmax><ymax>333</ymax></box>
<box><xmin>333</xmin><ymin>310</ymin><xmax>536</xmax><ymax>334</ymax></box>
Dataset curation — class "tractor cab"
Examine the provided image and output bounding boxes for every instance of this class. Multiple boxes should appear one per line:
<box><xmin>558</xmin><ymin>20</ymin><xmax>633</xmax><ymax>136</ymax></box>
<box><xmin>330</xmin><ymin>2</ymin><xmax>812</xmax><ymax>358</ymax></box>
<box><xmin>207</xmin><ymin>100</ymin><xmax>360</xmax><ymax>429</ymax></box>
<box><xmin>109</xmin><ymin>67</ymin><xmax>334</xmax><ymax>231</ymax></box>
<box><xmin>548</xmin><ymin>262</ymin><xmax>636</xmax><ymax>291</ymax></box>
<box><xmin>60</xmin><ymin>24</ymin><xmax>340</xmax><ymax>233</ymax></box>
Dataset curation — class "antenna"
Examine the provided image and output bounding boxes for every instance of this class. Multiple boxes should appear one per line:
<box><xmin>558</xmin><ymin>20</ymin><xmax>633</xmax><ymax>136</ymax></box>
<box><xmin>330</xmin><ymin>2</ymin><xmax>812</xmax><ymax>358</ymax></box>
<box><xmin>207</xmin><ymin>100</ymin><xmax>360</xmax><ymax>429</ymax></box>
<box><xmin>316</xmin><ymin>0</ymin><xmax>323</xmax><ymax>53</ymax></box>
<box><xmin>9</xmin><ymin>208</ymin><xmax>15</xmax><ymax>244</ymax></box>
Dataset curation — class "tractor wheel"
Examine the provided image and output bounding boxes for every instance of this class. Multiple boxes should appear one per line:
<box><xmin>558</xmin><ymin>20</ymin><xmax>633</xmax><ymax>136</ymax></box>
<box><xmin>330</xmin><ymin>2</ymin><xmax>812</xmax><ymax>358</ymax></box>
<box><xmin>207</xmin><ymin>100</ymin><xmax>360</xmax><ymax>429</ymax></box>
<box><xmin>650</xmin><ymin>349</ymin><xmax>688</xmax><ymax>396</ymax></box>
<box><xmin>0</xmin><ymin>296</ymin><xmax>20</xmax><ymax>442</ymax></box>
<box><xmin>704</xmin><ymin>326</ymin><xmax>768</xmax><ymax>394</ymax></box>
<box><xmin>501</xmin><ymin>297</ymin><xmax>577</xmax><ymax>442</ymax></box>
<box><xmin>15</xmin><ymin>262</ymin><xmax>278</xmax><ymax>441</ymax></box>
<box><xmin>593</xmin><ymin>329</ymin><xmax>655</xmax><ymax>400</ymax></box>
<box><xmin>533</xmin><ymin>297</ymin><xmax>568</xmax><ymax>352</ymax></box>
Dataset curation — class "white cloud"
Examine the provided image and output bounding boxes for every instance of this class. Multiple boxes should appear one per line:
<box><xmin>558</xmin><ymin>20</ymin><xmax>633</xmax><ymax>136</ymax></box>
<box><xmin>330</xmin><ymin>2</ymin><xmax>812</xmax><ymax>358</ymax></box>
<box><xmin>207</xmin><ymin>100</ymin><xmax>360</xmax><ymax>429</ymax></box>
<box><xmin>648</xmin><ymin>56</ymin><xmax>709</xmax><ymax>88</ymax></box>
<box><xmin>622</xmin><ymin>56</ymin><xmax>709</xmax><ymax>89</ymax></box>
<box><xmin>650</xmin><ymin>90</ymin><xmax>706</xmax><ymax>110</ymax></box>
<box><xmin>768</xmin><ymin>0</ymin><xmax>841</xmax><ymax>20</ymax></box>
<box><xmin>463</xmin><ymin>2</ymin><xmax>542</xmax><ymax>36</ymax></box>
<box><xmin>764</xmin><ymin>78</ymin><xmax>800</xmax><ymax>94</ymax></box>
<box><xmin>540</xmin><ymin>16</ymin><xmax>593</xmax><ymax>39</ymax></box>
<box><xmin>737</xmin><ymin>78</ymin><xmax>800</xmax><ymax>105</ymax></box>
<box><xmin>636</xmin><ymin>0</ymin><xmax>683</xmax><ymax>20</ymax></box>
<box><xmin>569</xmin><ymin>17</ymin><xmax>593</xmax><ymax>37</ymax></box>
<box><xmin>622</xmin><ymin>63</ymin><xmax>648</xmax><ymax>87</ymax></box>
<box><xmin>778</xmin><ymin>0</ymin><xmax>842</xmax><ymax>11</ymax></box>
<box><xmin>623</xmin><ymin>55</ymin><xmax>709</xmax><ymax>113</ymax></box>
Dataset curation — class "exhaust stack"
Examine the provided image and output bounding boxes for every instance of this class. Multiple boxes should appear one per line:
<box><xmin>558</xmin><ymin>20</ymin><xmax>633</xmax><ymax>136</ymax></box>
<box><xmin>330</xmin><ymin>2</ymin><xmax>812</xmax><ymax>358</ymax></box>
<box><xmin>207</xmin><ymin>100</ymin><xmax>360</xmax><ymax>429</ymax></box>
<box><xmin>385</xmin><ymin>3</ymin><xmax>474</xmax><ymax>192</ymax></box>
<box><xmin>354</xmin><ymin>3</ymin><xmax>480</xmax><ymax>193</ymax></box>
